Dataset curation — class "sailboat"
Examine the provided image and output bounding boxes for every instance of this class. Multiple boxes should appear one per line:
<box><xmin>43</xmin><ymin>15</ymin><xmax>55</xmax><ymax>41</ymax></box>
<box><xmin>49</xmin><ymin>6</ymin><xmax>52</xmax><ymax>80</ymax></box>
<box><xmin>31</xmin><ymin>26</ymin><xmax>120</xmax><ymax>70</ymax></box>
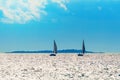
<box><xmin>82</xmin><ymin>40</ymin><xmax>85</xmax><ymax>54</ymax></box>
<box><xmin>78</xmin><ymin>40</ymin><xmax>86</xmax><ymax>56</ymax></box>
<box><xmin>50</xmin><ymin>40</ymin><xmax>57</xmax><ymax>56</ymax></box>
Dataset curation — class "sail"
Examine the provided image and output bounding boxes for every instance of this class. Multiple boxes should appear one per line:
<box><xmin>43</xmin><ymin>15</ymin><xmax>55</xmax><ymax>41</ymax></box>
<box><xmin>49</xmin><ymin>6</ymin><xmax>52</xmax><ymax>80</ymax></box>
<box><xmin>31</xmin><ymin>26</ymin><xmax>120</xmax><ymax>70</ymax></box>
<box><xmin>82</xmin><ymin>40</ymin><xmax>85</xmax><ymax>54</ymax></box>
<box><xmin>53</xmin><ymin>40</ymin><xmax>57</xmax><ymax>54</ymax></box>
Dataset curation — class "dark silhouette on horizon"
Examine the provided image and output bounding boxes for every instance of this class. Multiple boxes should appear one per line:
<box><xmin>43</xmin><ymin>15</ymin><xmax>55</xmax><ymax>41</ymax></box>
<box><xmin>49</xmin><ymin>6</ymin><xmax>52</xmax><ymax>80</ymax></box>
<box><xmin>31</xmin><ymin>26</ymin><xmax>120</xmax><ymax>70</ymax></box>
<box><xmin>53</xmin><ymin>40</ymin><xmax>57</xmax><ymax>54</ymax></box>
<box><xmin>82</xmin><ymin>40</ymin><xmax>85</xmax><ymax>54</ymax></box>
<box><xmin>50</xmin><ymin>40</ymin><xmax>57</xmax><ymax>56</ymax></box>
<box><xmin>8</xmin><ymin>40</ymin><xmax>104</xmax><ymax>54</ymax></box>
<box><xmin>78</xmin><ymin>40</ymin><xmax>86</xmax><ymax>56</ymax></box>
<box><xmin>9</xmin><ymin>49</ymin><xmax>96</xmax><ymax>53</ymax></box>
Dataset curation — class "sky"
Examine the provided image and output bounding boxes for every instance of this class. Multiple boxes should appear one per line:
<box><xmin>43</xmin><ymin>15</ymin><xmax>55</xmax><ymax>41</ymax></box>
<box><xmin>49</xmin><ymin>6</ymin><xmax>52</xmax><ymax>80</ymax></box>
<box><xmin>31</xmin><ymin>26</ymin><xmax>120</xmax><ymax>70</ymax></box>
<box><xmin>0</xmin><ymin>0</ymin><xmax>120</xmax><ymax>52</ymax></box>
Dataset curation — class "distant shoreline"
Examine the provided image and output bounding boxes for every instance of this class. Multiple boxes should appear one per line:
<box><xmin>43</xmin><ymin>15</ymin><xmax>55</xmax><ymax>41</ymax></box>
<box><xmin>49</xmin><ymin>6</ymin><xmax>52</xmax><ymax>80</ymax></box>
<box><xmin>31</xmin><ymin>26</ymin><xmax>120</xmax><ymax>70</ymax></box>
<box><xmin>1</xmin><ymin>52</ymin><xmax>120</xmax><ymax>55</ymax></box>
<box><xmin>6</xmin><ymin>49</ymin><xmax>104</xmax><ymax>54</ymax></box>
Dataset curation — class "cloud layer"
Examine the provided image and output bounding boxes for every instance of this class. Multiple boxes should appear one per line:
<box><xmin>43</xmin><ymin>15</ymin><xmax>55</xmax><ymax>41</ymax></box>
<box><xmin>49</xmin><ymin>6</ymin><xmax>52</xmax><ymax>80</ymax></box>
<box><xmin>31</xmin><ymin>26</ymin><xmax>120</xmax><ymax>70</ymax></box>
<box><xmin>0</xmin><ymin>0</ymin><xmax>69</xmax><ymax>24</ymax></box>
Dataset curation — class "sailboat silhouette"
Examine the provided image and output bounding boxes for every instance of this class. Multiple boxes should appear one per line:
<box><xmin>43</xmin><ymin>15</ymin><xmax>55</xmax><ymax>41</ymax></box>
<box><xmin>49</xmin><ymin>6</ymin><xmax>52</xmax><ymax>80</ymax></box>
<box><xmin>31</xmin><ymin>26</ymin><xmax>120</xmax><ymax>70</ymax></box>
<box><xmin>50</xmin><ymin>40</ymin><xmax>57</xmax><ymax>56</ymax></box>
<box><xmin>82</xmin><ymin>40</ymin><xmax>85</xmax><ymax>54</ymax></box>
<box><xmin>78</xmin><ymin>40</ymin><xmax>86</xmax><ymax>56</ymax></box>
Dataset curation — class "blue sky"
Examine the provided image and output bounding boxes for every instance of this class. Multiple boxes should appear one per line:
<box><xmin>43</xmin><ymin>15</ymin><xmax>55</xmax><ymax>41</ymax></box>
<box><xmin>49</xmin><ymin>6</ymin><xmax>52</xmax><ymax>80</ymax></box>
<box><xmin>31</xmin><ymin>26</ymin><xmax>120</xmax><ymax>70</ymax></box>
<box><xmin>0</xmin><ymin>0</ymin><xmax>120</xmax><ymax>52</ymax></box>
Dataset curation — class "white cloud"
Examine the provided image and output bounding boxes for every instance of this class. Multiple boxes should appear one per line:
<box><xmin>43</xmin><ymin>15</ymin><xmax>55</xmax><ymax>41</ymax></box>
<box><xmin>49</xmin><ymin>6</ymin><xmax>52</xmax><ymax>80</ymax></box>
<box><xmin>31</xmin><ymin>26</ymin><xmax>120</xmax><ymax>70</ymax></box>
<box><xmin>0</xmin><ymin>0</ymin><xmax>69</xmax><ymax>24</ymax></box>
<box><xmin>52</xmin><ymin>0</ymin><xmax>70</xmax><ymax>11</ymax></box>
